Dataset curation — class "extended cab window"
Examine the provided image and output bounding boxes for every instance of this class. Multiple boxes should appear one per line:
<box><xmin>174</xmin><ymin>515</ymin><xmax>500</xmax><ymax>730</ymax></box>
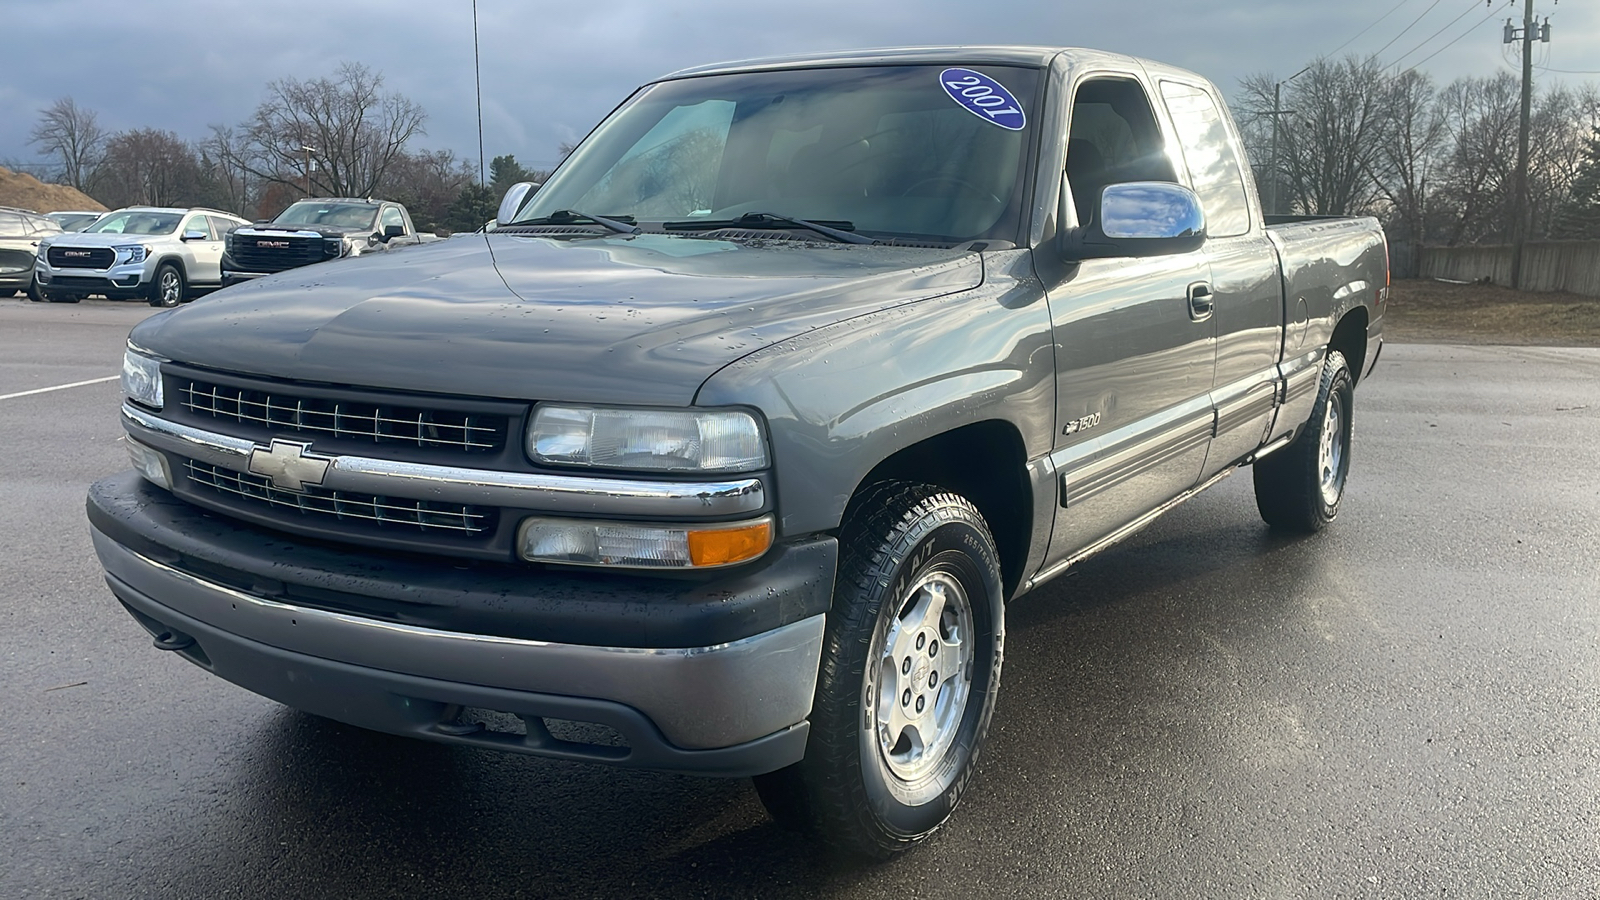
<box><xmin>521</xmin><ymin>64</ymin><xmax>1041</xmax><ymax>243</ymax></box>
<box><xmin>1064</xmin><ymin>78</ymin><xmax>1176</xmax><ymax>227</ymax></box>
<box><xmin>1159</xmin><ymin>81</ymin><xmax>1252</xmax><ymax>237</ymax></box>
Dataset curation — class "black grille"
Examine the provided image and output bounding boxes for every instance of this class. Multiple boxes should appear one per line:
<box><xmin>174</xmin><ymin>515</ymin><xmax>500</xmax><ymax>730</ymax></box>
<box><xmin>48</xmin><ymin>246</ymin><xmax>114</xmax><ymax>268</ymax></box>
<box><xmin>185</xmin><ymin>461</ymin><xmax>495</xmax><ymax>535</ymax></box>
<box><xmin>178</xmin><ymin>380</ymin><xmax>507</xmax><ymax>453</ymax></box>
<box><xmin>48</xmin><ymin>275</ymin><xmax>113</xmax><ymax>289</ymax></box>
<box><xmin>228</xmin><ymin>235</ymin><xmax>328</xmax><ymax>272</ymax></box>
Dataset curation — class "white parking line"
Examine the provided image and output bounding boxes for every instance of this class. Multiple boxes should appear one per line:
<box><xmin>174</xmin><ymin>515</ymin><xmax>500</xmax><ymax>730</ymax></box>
<box><xmin>0</xmin><ymin>375</ymin><xmax>119</xmax><ymax>402</ymax></box>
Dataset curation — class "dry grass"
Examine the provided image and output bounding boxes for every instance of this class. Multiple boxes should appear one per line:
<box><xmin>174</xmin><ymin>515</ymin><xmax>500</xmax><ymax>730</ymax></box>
<box><xmin>0</xmin><ymin>166</ymin><xmax>105</xmax><ymax>214</ymax></box>
<box><xmin>1385</xmin><ymin>278</ymin><xmax>1600</xmax><ymax>347</ymax></box>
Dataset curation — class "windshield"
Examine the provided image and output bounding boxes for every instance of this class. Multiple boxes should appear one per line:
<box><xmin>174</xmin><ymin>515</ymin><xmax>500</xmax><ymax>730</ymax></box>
<box><xmin>50</xmin><ymin>213</ymin><xmax>101</xmax><ymax>231</ymax></box>
<box><xmin>518</xmin><ymin>64</ymin><xmax>1041</xmax><ymax>244</ymax></box>
<box><xmin>87</xmin><ymin>211</ymin><xmax>182</xmax><ymax>236</ymax></box>
<box><xmin>273</xmin><ymin>202</ymin><xmax>379</xmax><ymax>230</ymax></box>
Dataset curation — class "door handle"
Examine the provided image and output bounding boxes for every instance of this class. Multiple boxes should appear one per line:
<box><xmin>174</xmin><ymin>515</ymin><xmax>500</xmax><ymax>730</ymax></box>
<box><xmin>1187</xmin><ymin>282</ymin><xmax>1213</xmax><ymax>321</ymax></box>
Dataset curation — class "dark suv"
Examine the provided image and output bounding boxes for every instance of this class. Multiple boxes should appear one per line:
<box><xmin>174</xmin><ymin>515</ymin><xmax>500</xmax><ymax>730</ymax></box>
<box><xmin>0</xmin><ymin>207</ymin><xmax>61</xmax><ymax>301</ymax></box>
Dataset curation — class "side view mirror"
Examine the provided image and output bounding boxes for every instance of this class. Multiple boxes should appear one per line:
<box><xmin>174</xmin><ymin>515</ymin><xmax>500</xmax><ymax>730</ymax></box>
<box><xmin>382</xmin><ymin>224</ymin><xmax>405</xmax><ymax>241</ymax></box>
<box><xmin>1063</xmin><ymin>181</ymin><xmax>1206</xmax><ymax>260</ymax></box>
<box><xmin>496</xmin><ymin>181</ymin><xmax>538</xmax><ymax>226</ymax></box>
<box><xmin>181</xmin><ymin>230</ymin><xmax>209</xmax><ymax>242</ymax></box>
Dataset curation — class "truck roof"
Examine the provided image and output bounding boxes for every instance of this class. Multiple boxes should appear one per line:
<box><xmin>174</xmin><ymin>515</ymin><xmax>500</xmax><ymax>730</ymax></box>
<box><xmin>661</xmin><ymin>45</ymin><xmax>1173</xmax><ymax>81</ymax></box>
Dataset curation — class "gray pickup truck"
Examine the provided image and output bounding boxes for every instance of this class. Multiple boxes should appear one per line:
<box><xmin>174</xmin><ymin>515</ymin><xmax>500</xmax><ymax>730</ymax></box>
<box><xmin>221</xmin><ymin>197</ymin><xmax>432</xmax><ymax>287</ymax></box>
<box><xmin>89</xmin><ymin>46</ymin><xmax>1386</xmax><ymax>857</ymax></box>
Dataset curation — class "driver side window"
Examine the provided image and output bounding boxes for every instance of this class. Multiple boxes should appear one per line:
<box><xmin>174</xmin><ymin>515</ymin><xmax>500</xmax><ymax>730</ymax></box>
<box><xmin>1064</xmin><ymin>78</ymin><xmax>1175</xmax><ymax>226</ymax></box>
<box><xmin>183</xmin><ymin>216</ymin><xmax>214</xmax><ymax>240</ymax></box>
<box><xmin>380</xmin><ymin>206</ymin><xmax>406</xmax><ymax>234</ymax></box>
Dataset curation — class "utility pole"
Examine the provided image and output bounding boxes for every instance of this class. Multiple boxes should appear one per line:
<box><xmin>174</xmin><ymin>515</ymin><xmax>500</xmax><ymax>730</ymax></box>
<box><xmin>1267</xmin><ymin>65</ymin><xmax>1311</xmax><ymax>217</ymax></box>
<box><xmin>299</xmin><ymin>145</ymin><xmax>319</xmax><ymax>199</ymax></box>
<box><xmin>1507</xmin><ymin>1</ymin><xmax>1550</xmax><ymax>289</ymax></box>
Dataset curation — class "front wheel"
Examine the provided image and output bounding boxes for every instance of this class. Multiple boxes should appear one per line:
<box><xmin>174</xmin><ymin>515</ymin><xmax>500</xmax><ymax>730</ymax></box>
<box><xmin>149</xmin><ymin>263</ymin><xmax>184</xmax><ymax>307</ymax></box>
<box><xmin>1253</xmin><ymin>350</ymin><xmax>1355</xmax><ymax>532</ymax></box>
<box><xmin>754</xmin><ymin>482</ymin><xmax>1004</xmax><ymax>858</ymax></box>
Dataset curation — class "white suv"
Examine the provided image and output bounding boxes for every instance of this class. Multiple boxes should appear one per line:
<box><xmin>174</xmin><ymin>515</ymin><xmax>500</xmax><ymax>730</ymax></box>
<box><xmin>34</xmin><ymin>206</ymin><xmax>249</xmax><ymax>306</ymax></box>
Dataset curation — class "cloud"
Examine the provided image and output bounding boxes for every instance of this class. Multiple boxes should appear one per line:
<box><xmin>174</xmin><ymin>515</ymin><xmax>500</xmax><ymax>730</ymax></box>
<box><xmin>5</xmin><ymin>0</ymin><xmax>1598</xmax><ymax>179</ymax></box>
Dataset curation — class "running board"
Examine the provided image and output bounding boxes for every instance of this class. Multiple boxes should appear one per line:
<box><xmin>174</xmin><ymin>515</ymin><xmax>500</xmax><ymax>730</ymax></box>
<box><xmin>1023</xmin><ymin>466</ymin><xmax>1238</xmax><ymax>593</ymax></box>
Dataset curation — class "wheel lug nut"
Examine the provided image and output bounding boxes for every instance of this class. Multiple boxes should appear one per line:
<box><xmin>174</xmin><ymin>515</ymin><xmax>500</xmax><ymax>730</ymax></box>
<box><xmin>929</xmin><ymin>671</ymin><xmax>937</xmax><ymax>687</ymax></box>
<box><xmin>916</xmin><ymin>633</ymin><xmax>926</xmax><ymax>650</ymax></box>
<box><xmin>902</xmin><ymin>657</ymin><xmax>912</xmax><ymax>674</ymax></box>
<box><xmin>929</xmin><ymin>642</ymin><xmax>938</xmax><ymax>657</ymax></box>
<box><xmin>915</xmin><ymin>696</ymin><xmax>925</xmax><ymax>713</ymax></box>
<box><xmin>902</xmin><ymin>689</ymin><xmax>912</xmax><ymax>707</ymax></box>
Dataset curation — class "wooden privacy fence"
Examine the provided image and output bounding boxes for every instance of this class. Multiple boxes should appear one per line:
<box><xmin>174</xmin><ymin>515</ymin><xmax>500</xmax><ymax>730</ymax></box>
<box><xmin>1418</xmin><ymin>242</ymin><xmax>1600</xmax><ymax>298</ymax></box>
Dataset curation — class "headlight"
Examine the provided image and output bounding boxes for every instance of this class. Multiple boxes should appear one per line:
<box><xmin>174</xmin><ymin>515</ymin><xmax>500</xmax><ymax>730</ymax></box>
<box><xmin>528</xmin><ymin>405</ymin><xmax>768</xmax><ymax>473</ymax></box>
<box><xmin>121</xmin><ymin>346</ymin><xmax>164</xmax><ymax>410</ymax></box>
<box><xmin>35</xmin><ymin>242</ymin><xmax>49</xmax><ymax>260</ymax></box>
<box><xmin>114</xmin><ymin>244</ymin><xmax>147</xmax><ymax>264</ymax></box>
<box><xmin>324</xmin><ymin>237</ymin><xmax>344</xmax><ymax>257</ymax></box>
<box><xmin>517</xmin><ymin>515</ymin><xmax>773</xmax><ymax>568</ymax></box>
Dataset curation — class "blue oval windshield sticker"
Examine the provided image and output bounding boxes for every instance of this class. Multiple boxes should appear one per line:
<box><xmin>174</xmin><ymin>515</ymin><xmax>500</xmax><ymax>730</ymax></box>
<box><xmin>939</xmin><ymin>68</ymin><xmax>1026</xmax><ymax>131</ymax></box>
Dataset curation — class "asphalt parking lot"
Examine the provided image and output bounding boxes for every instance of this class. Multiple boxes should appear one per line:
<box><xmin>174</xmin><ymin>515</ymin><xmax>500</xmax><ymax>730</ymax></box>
<box><xmin>3</xmin><ymin>296</ymin><xmax>1598</xmax><ymax>899</ymax></box>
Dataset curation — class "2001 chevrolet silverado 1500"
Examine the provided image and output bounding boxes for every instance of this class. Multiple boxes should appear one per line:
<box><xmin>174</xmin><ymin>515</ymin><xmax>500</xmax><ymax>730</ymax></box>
<box><xmin>89</xmin><ymin>46</ymin><xmax>1386</xmax><ymax>857</ymax></box>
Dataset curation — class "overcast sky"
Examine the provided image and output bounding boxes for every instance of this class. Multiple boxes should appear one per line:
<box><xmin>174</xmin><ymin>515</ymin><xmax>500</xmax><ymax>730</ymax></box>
<box><xmin>4</xmin><ymin>0</ymin><xmax>1596</xmax><ymax>178</ymax></box>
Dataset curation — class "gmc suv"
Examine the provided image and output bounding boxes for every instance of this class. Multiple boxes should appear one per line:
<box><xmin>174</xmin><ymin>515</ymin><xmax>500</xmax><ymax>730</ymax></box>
<box><xmin>35</xmin><ymin>206</ymin><xmax>249</xmax><ymax>306</ymax></box>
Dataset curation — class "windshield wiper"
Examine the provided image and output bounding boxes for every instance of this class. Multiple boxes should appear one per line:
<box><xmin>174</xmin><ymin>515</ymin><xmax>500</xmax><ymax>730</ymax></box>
<box><xmin>663</xmin><ymin>212</ymin><xmax>876</xmax><ymax>245</ymax></box>
<box><xmin>508</xmin><ymin>210</ymin><xmax>640</xmax><ymax>235</ymax></box>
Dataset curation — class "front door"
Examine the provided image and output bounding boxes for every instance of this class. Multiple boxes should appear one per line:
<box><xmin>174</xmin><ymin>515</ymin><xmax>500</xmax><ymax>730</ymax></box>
<box><xmin>1042</xmin><ymin>75</ymin><xmax>1217</xmax><ymax>563</ymax></box>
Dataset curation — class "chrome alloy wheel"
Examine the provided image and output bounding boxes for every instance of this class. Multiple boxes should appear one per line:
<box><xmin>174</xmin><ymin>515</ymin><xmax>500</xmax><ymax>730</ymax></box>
<box><xmin>158</xmin><ymin>269</ymin><xmax>182</xmax><ymax>305</ymax></box>
<box><xmin>1317</xmin><ymin>389</ymin><xmax>1347</xmax><ymax>506</ymax></box>
<box><xmin>865</xmin><ymin>569</ymin><xmax>975</xmax><ymax>784</ymax></box>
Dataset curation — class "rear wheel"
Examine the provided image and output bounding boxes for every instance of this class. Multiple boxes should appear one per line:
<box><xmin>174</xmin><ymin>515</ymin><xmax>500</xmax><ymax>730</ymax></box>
<box><xmin>1253</xmin><ymin>350</ymin><xmax>1354</xmax><ymax>532</ymax></box>
<box><xmin>150</xmin><ymin>263</ymin><xmax>185</xmax><ymax>307</ymax></box>
<box><xmin>753</xmin><ymin>482</ymin><xmax>1004</xmax><ymax>858</ymax></box>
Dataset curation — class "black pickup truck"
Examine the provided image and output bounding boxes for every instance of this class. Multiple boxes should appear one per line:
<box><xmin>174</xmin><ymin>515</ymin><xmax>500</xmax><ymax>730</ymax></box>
<box><xmin>92</xmin><ymin>46</ymin><xmax>1387</xmax><ymax>858</ymax></box>
<box><xmin>221</xmin><ymin>198</ymin><xmax>433</xmax><ymax>287</ymax></box>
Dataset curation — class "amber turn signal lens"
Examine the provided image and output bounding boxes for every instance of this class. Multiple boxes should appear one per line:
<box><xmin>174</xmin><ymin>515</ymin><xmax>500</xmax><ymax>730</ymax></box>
<box><xmin>688</xmin><ymin>520</ymin><xmax>773</xmax><ymax>567</ymax></box>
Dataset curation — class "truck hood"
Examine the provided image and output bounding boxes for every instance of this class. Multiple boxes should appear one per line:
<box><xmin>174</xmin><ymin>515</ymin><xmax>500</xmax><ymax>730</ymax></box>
<box><xmin>130</xmin><ymin>233</ymin><xmax>983</xmax><ymax>406</ymax></box>
<box><xmin>237</xmin><ymin>223</ymin><xmax>372</xmax><ymax>239</ymax></box>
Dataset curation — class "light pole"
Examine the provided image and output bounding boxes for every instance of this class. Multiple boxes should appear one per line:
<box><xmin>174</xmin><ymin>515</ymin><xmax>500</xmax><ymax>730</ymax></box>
<box><xmin>299</xmin><ymin>145</ymin><xmax>319</xmax><ymax>198</ymax></box>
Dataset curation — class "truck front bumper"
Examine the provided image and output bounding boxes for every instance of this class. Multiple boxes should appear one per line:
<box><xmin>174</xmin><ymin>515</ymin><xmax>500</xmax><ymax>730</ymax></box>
<box><xmin>88</xmin><ymin>472</ymin><xmax>835</xmax><ymax>776</ymax></box>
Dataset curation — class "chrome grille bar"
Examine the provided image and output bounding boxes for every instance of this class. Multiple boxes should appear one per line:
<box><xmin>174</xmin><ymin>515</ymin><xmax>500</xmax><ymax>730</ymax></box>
<box><xmin>185</xmin><ymin>461</ymin><xmax>493</xmax><ymax>534</ymax></box>
<box><xmin>179</xmin><ymin>381</ymin><xmax>503</xmax><ymax>452</ymax></box>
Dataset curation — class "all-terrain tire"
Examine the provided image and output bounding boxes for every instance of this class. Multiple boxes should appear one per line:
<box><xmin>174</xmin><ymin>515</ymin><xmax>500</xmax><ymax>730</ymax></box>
<box><xmin>753</xmin><ymin>481</ymin><xmax>1004</xmax><ymax>858</ymax></box>
<box><xmin>1253</xmin><ymin>350</ymin><xmax>1355</xmax><ymax>533</ymax></box>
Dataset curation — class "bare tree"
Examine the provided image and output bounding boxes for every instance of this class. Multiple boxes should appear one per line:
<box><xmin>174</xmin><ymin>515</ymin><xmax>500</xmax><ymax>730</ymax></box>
<box><xmin>28</xmin><ymin>97</ymin><xmax>107</xmax><ymax>191</ymax></box>
<box><xmin>381</xmin><ymin>148</ymin><xmax>476</xmax><ymax>230</ymax></box>
<box><xmin>1250</xmin><ymin>57</ymin><xmax>1389</xmax><ymax>216</ymax></box>
<box><xmin>235</xmin><ymin>62</ymin><xmax>427</xmax><ymax>198</ymax></box>
<box><xmin>1370</xmin><ymin>70</ymin><xmax>1445</xmax><ymax>259</ymax></box>
<box><xmin>94</xmin><ymin>129</ymin><xmax>204</xmax><ymax>208</ymax></box>
<box><xmin>1433</xmin><ymin>74</ymin><xmax>1520</xmax><ymax>245</ymax></box>
<box><xmin>199</xmin><ymin>124</ymin><xmax>260</xmax><ymax>217</ymax></box>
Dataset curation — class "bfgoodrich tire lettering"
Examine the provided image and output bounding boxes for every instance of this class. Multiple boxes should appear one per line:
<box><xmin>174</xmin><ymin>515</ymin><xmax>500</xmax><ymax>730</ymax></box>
<box><xmin>753</xmin><ymin>481</ymin><xmax>1003</xmax><ymax>858</ymax></box>
<box><xmin>1253</xmin><ymin>350</ymin><xmax>1355</xmax><ymax>532</ymax></box>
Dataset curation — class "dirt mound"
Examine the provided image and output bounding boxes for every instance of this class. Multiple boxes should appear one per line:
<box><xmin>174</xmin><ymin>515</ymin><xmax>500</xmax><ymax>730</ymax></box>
<box><xmin>0</xmin><ymin>166</ymin><xmax>106</xmax><ymax>214</ymax></box>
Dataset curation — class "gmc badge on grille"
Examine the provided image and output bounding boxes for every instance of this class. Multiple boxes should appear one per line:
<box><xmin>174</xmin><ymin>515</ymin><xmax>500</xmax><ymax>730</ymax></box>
<box><xmin>64</xmin><ymin>250</ymin><xmax>91</xmax><ymax>257</ymax></box>
<box><xmin>258</xmin><ymin>240</ymin><xmax>291</xmax><ymax>248</ymax></box>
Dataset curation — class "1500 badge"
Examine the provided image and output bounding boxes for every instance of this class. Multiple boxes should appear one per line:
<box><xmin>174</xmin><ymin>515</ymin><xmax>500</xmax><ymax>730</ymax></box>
<box><xmin>1062</xmin><ymin>412</ymin><xmax>1102</xmax><ymax>436</ymax></box>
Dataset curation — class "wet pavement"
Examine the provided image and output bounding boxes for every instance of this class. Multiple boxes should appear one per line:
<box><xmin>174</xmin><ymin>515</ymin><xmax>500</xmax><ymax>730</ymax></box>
<box><xmin>4</xmin><ymin>297</ymin><xmax>1597</xmax><ymax>898</ymax></box>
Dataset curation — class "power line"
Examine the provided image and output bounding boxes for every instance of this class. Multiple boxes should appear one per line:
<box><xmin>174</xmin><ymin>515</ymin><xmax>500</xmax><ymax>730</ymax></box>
<box><xmin>1400</xmin><ymin>2</ymin><xmax>1513</xmax><ymax>74</ymax></box>
<box><xmin>1371</xmin><ymin>0</ymin><xmax>1449</xmax><ymax>59</ymax></box>
<box><xmin>1323</xmin><ymin>0</ymin><xmax>1416</xmax><ymax>58</ymax></box>
<box><xmin>1386</xmin><ymin>0</ymin><xmax>1491</xmax><ymax>70</ymax></box>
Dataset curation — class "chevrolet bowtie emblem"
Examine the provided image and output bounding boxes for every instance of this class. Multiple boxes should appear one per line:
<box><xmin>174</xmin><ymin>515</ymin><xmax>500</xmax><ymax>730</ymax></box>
<box><xmin>246</xmin><ymin>439</ymin><xmax>333</xmax><ymax>491</ymax></box>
